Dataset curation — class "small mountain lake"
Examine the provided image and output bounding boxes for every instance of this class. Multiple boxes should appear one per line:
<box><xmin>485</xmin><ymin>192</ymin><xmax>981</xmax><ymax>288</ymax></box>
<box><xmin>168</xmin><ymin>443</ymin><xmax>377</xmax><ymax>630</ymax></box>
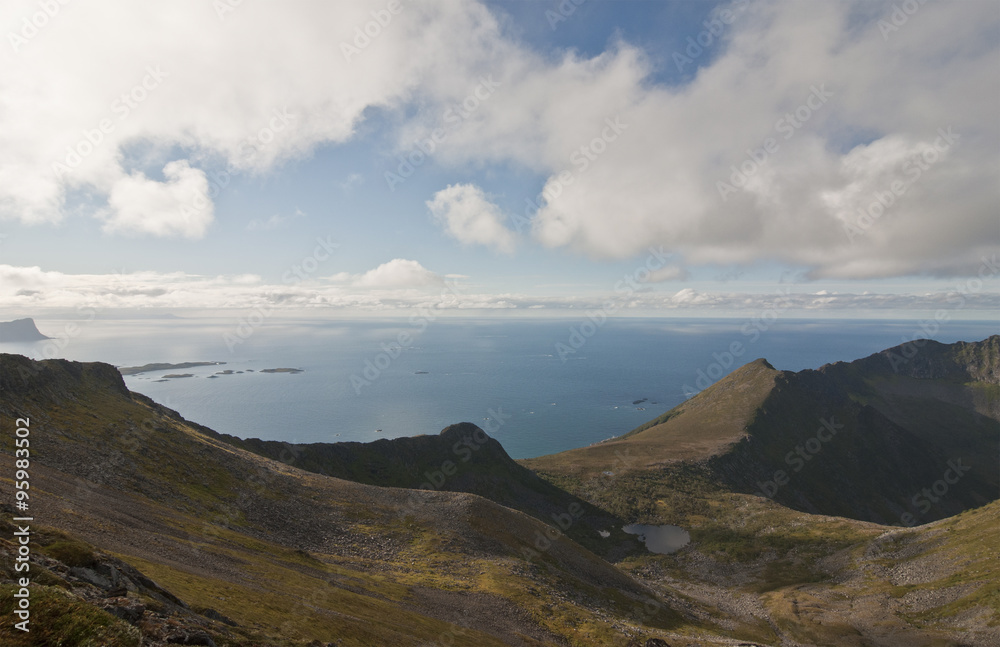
<box><xmin>622</xmin><ymin>524</ymin><xmax>690</xmax><ymax>554</ymax></box>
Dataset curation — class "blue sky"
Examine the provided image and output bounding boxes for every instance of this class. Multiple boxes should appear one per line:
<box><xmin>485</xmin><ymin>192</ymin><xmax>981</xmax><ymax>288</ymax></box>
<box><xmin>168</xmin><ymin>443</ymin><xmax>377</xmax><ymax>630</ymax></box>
<box><xmin>1</xmin><ymin>0</ymin><xmax>998</xmax><ymax>318</ymax></box>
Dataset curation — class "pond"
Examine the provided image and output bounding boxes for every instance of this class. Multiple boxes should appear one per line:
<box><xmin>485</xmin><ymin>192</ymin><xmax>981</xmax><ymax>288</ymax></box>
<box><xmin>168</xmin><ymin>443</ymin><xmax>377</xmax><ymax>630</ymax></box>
<box><xmin>622</xmin><ymin>524</ymin><xmax>690</xmax><ymax>554</ymax></box>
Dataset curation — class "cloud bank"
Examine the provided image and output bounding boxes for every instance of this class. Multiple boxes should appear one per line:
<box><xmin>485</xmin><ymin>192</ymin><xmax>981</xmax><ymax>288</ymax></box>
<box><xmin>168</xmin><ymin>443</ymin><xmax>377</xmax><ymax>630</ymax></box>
<box><xmin>1</xmin><ymin>0</ymin><xmax>996</xmax><ymax>278</ymax></box>
<box><xmin>3</xmin><ymin>262</ymin><xmax>998</xmax><ymax>315</ymax></box>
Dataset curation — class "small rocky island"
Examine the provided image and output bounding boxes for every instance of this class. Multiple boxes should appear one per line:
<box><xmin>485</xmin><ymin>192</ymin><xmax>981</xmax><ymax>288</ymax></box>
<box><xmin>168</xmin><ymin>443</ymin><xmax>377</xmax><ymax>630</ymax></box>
<box><xmin>260</xmin><ymin>368</ymin><xmax>304</xmax><ymax>374</ymax></box>
<box><xmin>0</xmin><ymin>318</ymin><xmax>52</xmax><ymax>342</ymax></box>
<box><xmin>119</xmin><ymin>362</ymin><xmax>225</xmax><ymax>376</ymax></box>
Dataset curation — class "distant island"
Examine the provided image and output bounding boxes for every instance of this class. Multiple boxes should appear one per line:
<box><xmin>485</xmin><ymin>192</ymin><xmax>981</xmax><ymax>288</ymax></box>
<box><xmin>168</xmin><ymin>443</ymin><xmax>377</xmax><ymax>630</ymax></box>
<box><xmin>118</xmin><ymin>361</ymin><xmax>225</xmax><ymax>375</ymax></box>
<box><xmin>0</xmin><ymin>318</ymin><xmax>52</xmax><ymax>342</ymax></box>
<box><xmin>260</xmin><ymin>367</ymin><xmax>303</xmax><ymax>374</ymax></box>
<box><xmin>161</xmin><ymin>373</ymin><xmax>195</xmax><ymax>379</ymax></box>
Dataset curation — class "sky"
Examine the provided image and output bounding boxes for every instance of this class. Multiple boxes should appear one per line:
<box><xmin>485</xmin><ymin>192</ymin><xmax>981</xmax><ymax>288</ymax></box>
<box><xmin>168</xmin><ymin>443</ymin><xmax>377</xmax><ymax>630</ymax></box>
<box><xmin>1</xmin><ymin>0</ymin><xmax>998</xmax><ymax>319</ymax></box>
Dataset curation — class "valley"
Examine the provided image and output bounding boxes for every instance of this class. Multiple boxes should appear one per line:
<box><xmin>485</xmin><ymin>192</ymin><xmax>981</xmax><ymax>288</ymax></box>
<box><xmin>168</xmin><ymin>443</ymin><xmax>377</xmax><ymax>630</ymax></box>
<box><xmin>0</xmin><ymin>336</ymin><xmax>997</xmax><ymax>645</ymax></box>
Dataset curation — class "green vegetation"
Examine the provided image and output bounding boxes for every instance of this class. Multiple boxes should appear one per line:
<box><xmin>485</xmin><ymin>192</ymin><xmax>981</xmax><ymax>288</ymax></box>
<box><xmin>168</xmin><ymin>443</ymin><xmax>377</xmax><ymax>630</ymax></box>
<box><xmin>0</xmin><ymin>585</ymin><xmax>141</xmax><ymax>647</ymax></box>
<box><xmin>522</xmin><ymin>358</ymin><xmax>780</xmax><ymax>480</ymax></box>
<box><xmin>526</xmin><ymin>337</ymin><xmax>999</xmax><ymax>526</ymax></box>
<box><xmin>41</xmin><ymin>540</ymin><xmax>97</xmax><ymax>568</ymax></box>
<box><xmin>0</xmin><ymin>337</ymin><xmax>997</xmax><ymax>646</ymax></box>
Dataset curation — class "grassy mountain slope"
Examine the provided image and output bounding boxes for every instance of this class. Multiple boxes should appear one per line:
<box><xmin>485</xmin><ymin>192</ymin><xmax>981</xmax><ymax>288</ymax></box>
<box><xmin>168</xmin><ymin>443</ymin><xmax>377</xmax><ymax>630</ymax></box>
<box><xmin>526</xmin><ymin>336</ymin><xmax>1000</xmax><ymax>525</ymax></box>
<box><xmin>518</xmin><ymin>336</ymin><xmax>1000</xmax><ymax>645</ymax></box>
<box><xmin>0</xmin><ymin>353</ymin><xmax>736</xmax><ymax>646</ymax></box>
<box><xmin>522</xmin><ymin>358</ymin><xmax>780</xmax><ymax>479</ymax></box>
<box><xmin>617</xmin><ymin>493</ymin><xmax>1000</xmax><ymax>647</ymax></box>
<box><xmin>208</xmin><ymin>422</ymin><xmax>632</xmax><ymax>559</ymax></box>
<box><xmin>2</xmin><ymin>338</ymin><xmax>997</xmax><ymax>646</ymax></box>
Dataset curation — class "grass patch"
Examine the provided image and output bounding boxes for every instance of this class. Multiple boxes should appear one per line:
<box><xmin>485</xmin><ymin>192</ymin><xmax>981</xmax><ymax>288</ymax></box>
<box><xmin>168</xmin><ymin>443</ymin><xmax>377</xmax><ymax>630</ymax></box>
<box><xmin>0</xmin><ymin>584</ymin><xmax>141</xmax><ymax>647</ymax></box>
<box><xmin>41</xmin><ymin>540</ymin><xmax>97</xmax><ymax>568</ymax></box>
<box><xmin>750</xmin><ymin>558</ymin><xmax>827</xmax><ymax>593</ymax></box>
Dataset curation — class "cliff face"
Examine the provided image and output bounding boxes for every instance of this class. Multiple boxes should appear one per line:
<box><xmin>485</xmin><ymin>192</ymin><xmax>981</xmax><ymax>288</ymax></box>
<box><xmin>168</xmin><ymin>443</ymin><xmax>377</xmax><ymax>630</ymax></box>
<box><xmin>0</xmin><ymin>353</ymin><xmax>130</xmax><ymax>405</ymax></box>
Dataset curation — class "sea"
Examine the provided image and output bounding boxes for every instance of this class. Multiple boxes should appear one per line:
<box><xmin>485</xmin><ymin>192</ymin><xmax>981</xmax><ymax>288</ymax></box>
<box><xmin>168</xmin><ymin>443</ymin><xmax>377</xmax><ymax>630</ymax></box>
<box><xmin>3</xmin><ymin>316</ymin><xmax>996</xmax><ymax>459</ymax></box>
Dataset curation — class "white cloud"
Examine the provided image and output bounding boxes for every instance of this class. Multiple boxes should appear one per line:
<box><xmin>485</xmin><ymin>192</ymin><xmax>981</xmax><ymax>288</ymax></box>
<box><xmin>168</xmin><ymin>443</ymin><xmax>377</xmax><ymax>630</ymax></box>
<box><xmin>408</xmin><ymin>1</ymin><xmax>999</xmax><ymax>279</ymax></box>
<box><xmin>427</xmin><ymin>184</ymin><xmax>516</xmax><ymax>253</ymax></box>
<box><xmin>247</xmin><ymin>209</ymin><xmax>305</xmax><ymax>232</ymax></box>
<box><xmin>0</xmin><ymin>0</ymin><xmax>495</xmax><ymax>236</ymax></box>
<box><xmin>100</xmin><ymin>161</ymin><xmax>212</xmax><ymax>238</ymax></box>
<box><xmin>0</xmin><ymin>0</ymin><xmax>995</xmax><ymax>278</ymax></box>
<box><xmin>3</xmin><ymin>263</ymin><xmax>998</xmax><ymax>315</ymax></box>
<box><xmin>329</xmin><ymin>259</ymin><xmax>443</xmax><ymax>289</ymax></box>
<box><xmin>643</xmin><ymin>265</ymin><xmax>690</xmax><ymax>283</ymax></box>
<box><xmin>340</xmin><ymin>173</ymin><xmax>364</xmax><ymax>191</ymax></box>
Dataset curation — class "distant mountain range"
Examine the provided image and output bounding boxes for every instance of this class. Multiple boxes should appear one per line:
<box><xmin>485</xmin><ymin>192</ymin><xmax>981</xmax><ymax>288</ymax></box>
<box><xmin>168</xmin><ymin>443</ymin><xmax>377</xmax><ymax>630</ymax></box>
<box><xmin>0</xmin><ymin>318</ymin><xmax>51</xmax><ymax>342</ymax></box>
<box><xmin>1</xmin><ymin>336</ymin><xmax>998</xmax><ymax>646</ymax></box>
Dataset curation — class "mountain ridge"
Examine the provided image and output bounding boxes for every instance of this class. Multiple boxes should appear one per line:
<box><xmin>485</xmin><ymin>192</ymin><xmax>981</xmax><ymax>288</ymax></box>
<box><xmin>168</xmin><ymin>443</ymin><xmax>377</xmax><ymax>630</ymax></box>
<box><xmin>209</xmin><ymin>420</ymin><xmax>633</xmax><ymax>559</ymax></box>
<box><xmin>0</xmin><ymin>352</ymin><xmax>685</xmax><ymax>646</ymax></box>
<box><xmin>1</xmin><ymin>338</ymin><xmax>998</xmax><ymax>645</ymax></box>
<box><xmin>525</xmin><ymin>335</ymin><xmax>1000</xmax><ymax>524</ymax></box>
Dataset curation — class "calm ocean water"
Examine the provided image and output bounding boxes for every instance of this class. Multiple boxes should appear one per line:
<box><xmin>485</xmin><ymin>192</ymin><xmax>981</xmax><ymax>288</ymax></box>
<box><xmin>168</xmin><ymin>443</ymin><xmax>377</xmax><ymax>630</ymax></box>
<box><xmin>3</xmin><ymin>317</ymin><xmax>996</xmax><ymax>458</ymax></box>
